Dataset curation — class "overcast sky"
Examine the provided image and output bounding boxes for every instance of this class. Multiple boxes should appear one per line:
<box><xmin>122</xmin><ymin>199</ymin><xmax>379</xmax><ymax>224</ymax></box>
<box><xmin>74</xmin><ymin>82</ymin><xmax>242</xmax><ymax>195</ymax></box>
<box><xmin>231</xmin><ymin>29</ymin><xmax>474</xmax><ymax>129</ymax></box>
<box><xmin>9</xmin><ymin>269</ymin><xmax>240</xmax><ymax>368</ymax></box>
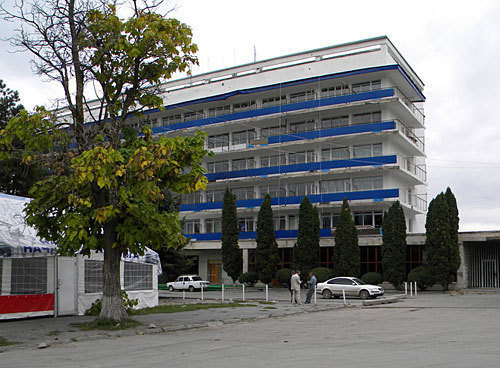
<box><xmin>1</xmin><ymin>0</ymin><xmax>499</xmax><ymax>232</ymax></box>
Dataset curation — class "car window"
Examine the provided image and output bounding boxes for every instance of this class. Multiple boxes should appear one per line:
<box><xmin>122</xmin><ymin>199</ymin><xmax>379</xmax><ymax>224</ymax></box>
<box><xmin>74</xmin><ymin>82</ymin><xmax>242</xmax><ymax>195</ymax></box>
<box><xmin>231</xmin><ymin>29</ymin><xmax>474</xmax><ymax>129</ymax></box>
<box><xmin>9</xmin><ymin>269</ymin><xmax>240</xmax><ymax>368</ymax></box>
<box><xmin>327</xmin><ymin>279</ymin><xmax>336</xmax><ymax>284</ymax></box>
<box><xmin>353</xmin><ymin>278</ymin><xmax>366</xmax><ymax>285</ymax></box>
<box><xmin>175</xmin><ymin>277</ymin><xmax>182</xmax><ymax>282</ymax></box>
<box><xmin>333</xmin><ymin>278</ymin><xmax>348</xmax><ymax>285</ymax></box>
<box><xmin>181</xmin><ymin>277</ymin><xmax>188</xmax><ymax>282</ymax></box>
<box><xmin>192</xmin><ymin>276</ymin><xmax>202</xmax><ymax>281</ymax></box>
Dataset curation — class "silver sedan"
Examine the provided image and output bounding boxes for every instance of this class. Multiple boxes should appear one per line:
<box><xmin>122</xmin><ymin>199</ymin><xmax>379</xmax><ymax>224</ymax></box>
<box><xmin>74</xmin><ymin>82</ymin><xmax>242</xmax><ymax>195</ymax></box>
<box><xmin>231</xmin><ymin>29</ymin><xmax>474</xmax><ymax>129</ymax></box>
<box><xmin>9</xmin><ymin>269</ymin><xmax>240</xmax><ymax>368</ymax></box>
<box><xmin>316</xmin><ymin>276</ymin><xmax>384</xmax><ymax>299</ymax></box>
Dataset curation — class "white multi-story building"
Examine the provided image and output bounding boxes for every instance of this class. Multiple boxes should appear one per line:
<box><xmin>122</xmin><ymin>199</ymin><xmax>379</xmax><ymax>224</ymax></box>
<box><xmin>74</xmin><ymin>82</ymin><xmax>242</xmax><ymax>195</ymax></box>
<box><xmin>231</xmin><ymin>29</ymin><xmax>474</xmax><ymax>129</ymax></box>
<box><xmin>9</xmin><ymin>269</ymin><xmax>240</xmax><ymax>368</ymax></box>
<box><xmin>127</xmin><ymin>36</ymin><xmax>427</xmax><ymax>284</ymax></box>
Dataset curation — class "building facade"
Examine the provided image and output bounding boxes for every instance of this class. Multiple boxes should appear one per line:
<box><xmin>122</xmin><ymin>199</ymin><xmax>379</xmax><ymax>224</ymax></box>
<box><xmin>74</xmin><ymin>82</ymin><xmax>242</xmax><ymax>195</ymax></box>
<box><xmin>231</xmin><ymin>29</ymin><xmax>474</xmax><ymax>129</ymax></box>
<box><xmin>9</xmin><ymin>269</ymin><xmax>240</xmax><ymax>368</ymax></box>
<box><xmin>132</xmin><ymin>36</ymin><xmax>428</xmax><ymax>284</ymax></box>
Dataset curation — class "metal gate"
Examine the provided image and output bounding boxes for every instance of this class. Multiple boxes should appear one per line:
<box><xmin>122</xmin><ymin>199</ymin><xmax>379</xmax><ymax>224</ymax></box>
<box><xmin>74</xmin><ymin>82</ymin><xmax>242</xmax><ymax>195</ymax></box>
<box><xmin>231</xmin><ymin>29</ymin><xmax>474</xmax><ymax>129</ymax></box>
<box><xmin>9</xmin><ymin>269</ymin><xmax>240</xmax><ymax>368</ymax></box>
<box><xmin>467</xmin><ymin>241</ymin><xmax>500</xmax><ymax>288</ymax></box>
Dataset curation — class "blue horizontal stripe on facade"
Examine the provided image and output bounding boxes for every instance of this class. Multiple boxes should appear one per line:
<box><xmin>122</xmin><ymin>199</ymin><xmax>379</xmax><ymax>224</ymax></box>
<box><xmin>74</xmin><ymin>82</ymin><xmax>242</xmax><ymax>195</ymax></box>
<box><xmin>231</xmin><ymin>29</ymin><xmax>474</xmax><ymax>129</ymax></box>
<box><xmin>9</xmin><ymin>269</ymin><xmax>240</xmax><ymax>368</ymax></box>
<box><xmin>152</xmin><ymin>88</ymin><xmax>395</xmax><ymax>134</ymax></box>
<box><xmin>205</xmin><ymin>154</ymin><xmax>397</xmax><ymax>182</ymax></box>
<box><xmin>268</xmin><ymin>121</ymin><xmax>396</xmax><ymax>144</ymax></box>
<box><xmin>185</xmin><ymin>228</ymin><xmax>334</xmax><ymax>241</ymax></box>
<box><xmin>180</xmin><ymin>188</ymin><xmax>399</xmax><ymax>212</ymax></box>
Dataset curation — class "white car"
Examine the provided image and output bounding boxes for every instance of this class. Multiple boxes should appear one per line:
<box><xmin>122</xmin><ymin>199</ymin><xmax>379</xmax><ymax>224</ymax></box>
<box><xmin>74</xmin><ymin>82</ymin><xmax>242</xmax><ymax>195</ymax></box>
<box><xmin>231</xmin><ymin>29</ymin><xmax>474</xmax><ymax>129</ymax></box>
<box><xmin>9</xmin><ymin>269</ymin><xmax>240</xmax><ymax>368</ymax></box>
<box><xmin>316</xmin><ymin>276</ymin><xmax>384</xmax><ymax>300</ymax></box>
<box><xmin>167</xmin><ymin>275</ymin><xmax>210</xmax><ymax>292</ymax></box>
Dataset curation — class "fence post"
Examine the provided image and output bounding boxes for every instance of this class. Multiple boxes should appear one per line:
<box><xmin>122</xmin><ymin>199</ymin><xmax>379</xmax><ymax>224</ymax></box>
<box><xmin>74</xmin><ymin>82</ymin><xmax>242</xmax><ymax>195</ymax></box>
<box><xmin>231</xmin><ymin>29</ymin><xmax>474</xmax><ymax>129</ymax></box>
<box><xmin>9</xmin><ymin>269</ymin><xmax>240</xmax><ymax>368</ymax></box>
<box><xmin>222</xmin><ymin>284</ymin><xmax>225</xmax><ymax>302</ymax></box>
<box><xmin>314</xmin><ymin>285</ymin><xmax>317</xmax><ymax>304</ymax></box>
<box><xmin>410</xmin><ymin>281</ymin><xmax>413</xmax><ymax>296</ymax></box>
<box><xmin>342</xmin><ymin>288</ymin><xmax>346</xmax><ymax>306</ymax></box>
<box><xmin>414</xmin><ymin>282</ymin><xmax>417</xmax><ymax>296</ymax></box>
<box><xmin>201</xmin><ymin>284</ymin><xmax>204</xmax><ymax>301</ymax></box>
<box><xmin>265</xmin><ymin>284</ymin><xmax>269</xmax><ymax>302</ymax></box>
<box><xmin>404</xmin><ymin>282</ymin><xmax>408</xmax><ymax>295</ymax></box>
<box><xmin>242</xmin><ymin>284</ymin><xmax>245</xmax><ymax>301</ymax></box>
<box><xmin>182</xmin><ymin>289</ymin><xmax>185</xmax><ymax>301</ymax></box>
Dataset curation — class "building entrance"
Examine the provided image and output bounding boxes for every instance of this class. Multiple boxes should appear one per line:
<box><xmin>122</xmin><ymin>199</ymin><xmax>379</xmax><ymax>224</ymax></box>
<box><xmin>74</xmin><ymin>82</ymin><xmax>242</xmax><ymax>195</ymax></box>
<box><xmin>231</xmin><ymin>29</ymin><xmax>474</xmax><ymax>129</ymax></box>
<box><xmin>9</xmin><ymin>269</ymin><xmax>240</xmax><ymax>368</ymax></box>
<box><xmin>207</xmin><ymin>260</ymin><xmax>222</xmax><ymax>284</ymax></box>
<box><xmin>467</xmin><ymin>240</ymin><xmax>500</xmax><ymax>288</ymax></box>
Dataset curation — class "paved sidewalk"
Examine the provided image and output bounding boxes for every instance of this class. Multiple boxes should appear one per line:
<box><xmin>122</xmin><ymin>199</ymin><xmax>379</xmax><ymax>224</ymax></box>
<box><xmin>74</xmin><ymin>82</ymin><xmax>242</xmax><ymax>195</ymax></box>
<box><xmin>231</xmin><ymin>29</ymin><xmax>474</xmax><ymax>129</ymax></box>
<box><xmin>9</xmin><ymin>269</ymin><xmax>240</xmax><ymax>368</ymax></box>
<box><xmin>0</xmin><ymin>291</ymin><xmax>349</xmax><ymax>352</ymax></box>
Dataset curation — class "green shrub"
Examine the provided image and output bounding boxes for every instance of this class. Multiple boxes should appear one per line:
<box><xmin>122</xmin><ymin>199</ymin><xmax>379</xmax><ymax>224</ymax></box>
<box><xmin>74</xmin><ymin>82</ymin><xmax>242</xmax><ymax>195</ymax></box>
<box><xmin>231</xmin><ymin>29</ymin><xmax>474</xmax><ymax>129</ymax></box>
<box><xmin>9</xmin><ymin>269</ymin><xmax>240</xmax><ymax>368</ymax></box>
<box><xmin>361</xmin><ymin>272</ymin><xmax>384</xmax><ymax>285</ymax></box>
<box><xmin>276</xmin><ymin>268</ymin><xmax>291</xmax><ymax>287</ymax></box>
<box><xmin>310</xmin><ymin>267</ymin><xmax>333</xmax><ymax>283</ymax></box>
<box><xmin>85</xmin><ymin>290</ymin><xmax>139</xmax><ymax>316</ymax></box>
<box><xmin>238</xmin><ymin>271</ymin><xmax>259</xmax><ymax>286</ymax></box>
<box><xmin>408</xmin><ymin>266</ymin><xmax>435</xmax><ymax>290</ymax></box>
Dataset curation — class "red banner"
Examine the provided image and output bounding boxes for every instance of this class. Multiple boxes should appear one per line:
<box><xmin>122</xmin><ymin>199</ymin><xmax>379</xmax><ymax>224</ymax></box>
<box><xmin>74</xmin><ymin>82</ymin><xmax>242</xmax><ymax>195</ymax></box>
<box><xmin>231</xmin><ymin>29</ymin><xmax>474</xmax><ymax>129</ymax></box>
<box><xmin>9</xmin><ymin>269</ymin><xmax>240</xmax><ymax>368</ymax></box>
<box><xmin>0</xmin><ymin>294</ymin><xmax>54</xmax><ymax>314</ymax></box>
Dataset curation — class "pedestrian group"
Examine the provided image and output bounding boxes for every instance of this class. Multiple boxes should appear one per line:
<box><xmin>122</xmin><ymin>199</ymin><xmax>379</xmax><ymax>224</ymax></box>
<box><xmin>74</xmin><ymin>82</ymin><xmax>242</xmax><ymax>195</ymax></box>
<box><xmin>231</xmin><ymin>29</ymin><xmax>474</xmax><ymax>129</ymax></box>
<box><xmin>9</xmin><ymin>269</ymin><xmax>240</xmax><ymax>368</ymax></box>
<box><xmin>288</xmin><ymin>270</ymin><xmax>317</xmax><ymax>304</ymax></box>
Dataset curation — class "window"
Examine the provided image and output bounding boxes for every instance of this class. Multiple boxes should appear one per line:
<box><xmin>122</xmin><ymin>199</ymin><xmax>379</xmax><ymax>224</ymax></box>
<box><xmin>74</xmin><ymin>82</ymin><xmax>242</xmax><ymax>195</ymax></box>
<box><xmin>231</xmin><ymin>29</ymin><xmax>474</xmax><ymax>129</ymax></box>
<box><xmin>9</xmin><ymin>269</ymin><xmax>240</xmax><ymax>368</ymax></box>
<box><xmin>207</xmin><ymin>133</ymin><xmax>229</xmax><ymax>149</ymax></box>
<box><xmin>352</xmin><ymin>80</ymin><xmax>381</xmax><ymax>93</ymax></box>
<box><xmin>11</xmin><ymin>258</ymin><xmax>47</xmax><ymax>295</ymax></box>
<box><xmin>206</xmin><ymin>190</ymin><xmax>225</xmax><ymax>202</ymax></box>
<box><xmin>184</xmin><ymin>219</ymin><xmax>201</xmax><ymax>234</ymax></box>
<box><xmin>124</xmin><ymin>262</ymin><xmax>153</xmax><ymax>291</ymax></box>
<box><xmin>84</xmin><ymin>260</ymin><xmax>103</xmax><ymax>293</ymax></box>
<box><xmin>289</xmin><ymin>182</ymin><xmax>317</xmax><ymax>196</ymax></box>
<box><xmin>233</xmin><ymin>100</ymin><xmax>256</xmax><ymax>113</ymax></box>
<box><xmin>321</xmin><ymin>147</ymin><xmax>350</xmax><ymax>161</ymax></box>
<box><xmin>320</xmin><ymin>178</ymin><xmax>351</xmax><ymax>193</ymax></box>
<box><xmin>262</xmin><ymin>95</ymin><xmax>286</xmax><ymax>107</ymax></box>
<box><xmin>289</xmin><ymin>150</ymin><xmax>316</xmax><ymax>164</ymax></box>
<box><xmin>233</xmin><ymin>130</ymin><xmax>256</xmax><ymax>145</ymax></box>
<box><xmin>290</xmin><ymin>90</ymin><xmax>315</xmax><ymax>103</ymax></box>
<box><xmin>207</xmin><ymin>160</ymin><xmax>229</xmax><ymax>173</ymax></box>
<box><xmin>321</xmin><ymin>213</ymin><xmax>340</xmax><ymax>229</ymax></box>
<box><xmin>239</xmin><ymin>217</ymin><xmax>255</xmax><ymax>232</ymax></box>
<box><xmin>208</xmin><ymin>105</ymin><xmax>231</xmax><ymax>117</ymax></box>
<box><xmin>290</xmin><ymin>120</ymin><xmax>316</xmax><ymax>133</ymax></box>
<box><xmin>162</xmin><ymin>114</ymin><xmax>181</xmax><ymax>125</ymax></box>
<box><xmin>184</xmin><ymin>110</ymin><xmax>204</xmax><ymax>121</ymax></box>
<box><xmin>273</xmin><ymin>216</ymin><xmax>287</xmax><ymax>231</ymax></box>
<box><xmin>352</xmin><ymin>176</ymin><xmax>383</xmax><ymax>191</ymax></box>
<box><xmin>353</xmin><ymin>143</ymin><xmax>382</xmax><ymax>158</ymax></box>
<box><xmin>361</xmin><ymin>246</ymin><xmax>382</xmax><ymax>275</ymax></box>
<box><xmin>321</xmin><ymin>84</ymin><xmax>349</xmax><ymax>98</ymax></box>
<box><xmin>205</xmin><ymin>218</ymin><xmax>222</xmax><ymax>233</ymax></box>
<box><xmin>261</xmin><ymin>125</ymin><xmax>286</xmax><ymax>138</ymax></box>
<box><xmin>260</xmin><ymin>154</ymin><xmax>286</xmax><ymax>167</ymax></box>
<box><xmin>288</xmin><ymin>215</ymin><xmax>297</xmax><ymax>230</ymax></box>
<box><xmin>354</xmin><ymin>211</ymin><xmax>383</xmax><ymax>228</ymax></box>
<box><xmin>232</xmin><ymin>157</ymin><xmax>255</xmax><ymax>171</ymax></box>
<box><xmin>232</xmin><ymin>187</ymin><xmax>255</xmax><ymax>200</ymax></box>
<box><xmin>182</xmin><ymin>192</ymin><xmax>203</xmax><ymax>204</ymax></box>
<box><xmin>260</xmin><ymin>185</ymin><xmax>286</xmax><ymax>198</ymax></box>
<box><xmin>321</xmin><ymin>115</ymin><xmax>349</xmax><ymax>129</ymax></box>
<box><xmin>352</xmin><ymin>111</ymin><xmax>382</xmax><ymax>125</ymax></box>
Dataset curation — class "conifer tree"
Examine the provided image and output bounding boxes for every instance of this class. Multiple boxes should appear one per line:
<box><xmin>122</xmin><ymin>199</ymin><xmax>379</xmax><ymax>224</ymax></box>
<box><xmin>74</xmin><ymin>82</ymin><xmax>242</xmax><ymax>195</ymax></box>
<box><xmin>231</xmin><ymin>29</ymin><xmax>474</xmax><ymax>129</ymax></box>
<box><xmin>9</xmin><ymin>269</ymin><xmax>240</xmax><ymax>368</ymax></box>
<box><xmin>381</xmin><ymin>201</ymin><xmax>407</xmax><ymax>288</ymax></box>
<box><xmin>333</xmin><ymin>198</ymin><xmax>360</xmax><ymax>277</ymax></box>
<box><xmin>221</xmin><ymin>187</ymin><xmax>241</xmax><ymax>283</ymax></box>
<box><xmin>444</xmin><ymin>187</ymin><xmax>461</xmax><ymax>281</ymax></box>
<box><xmin>255</xmin><ymin>194</ymin><xmax>279</xmax><ymax>284</ymax></box>
<box><xmin>295</xmin><ymin>197</ymin><xmax>319</xmax><ymax>278</ymax></box>
<box><xmin>425</xmin><ymin>193</ymin><xmax>453</xmax><ymax>290</ymax></box>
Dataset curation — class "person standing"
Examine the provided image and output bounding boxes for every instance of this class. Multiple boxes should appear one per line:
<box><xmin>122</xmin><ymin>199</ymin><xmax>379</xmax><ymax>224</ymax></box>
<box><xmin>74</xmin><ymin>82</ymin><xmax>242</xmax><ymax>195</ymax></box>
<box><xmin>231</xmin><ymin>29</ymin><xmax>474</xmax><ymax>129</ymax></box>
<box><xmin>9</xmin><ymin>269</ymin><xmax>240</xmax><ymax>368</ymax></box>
<box><xmin>288</xmin><ymin>270</ymin><xmax>295</xmax><ymax>303</ymax></box>
<box><xmin>305</xmin><ymin>272</ymin><xmax>317</xmax><ymax>304</ymax></box>
<box><xmin>291</xmin><ymin>270</ymin><xmax>302</xmax><ymax>304</ymax></box>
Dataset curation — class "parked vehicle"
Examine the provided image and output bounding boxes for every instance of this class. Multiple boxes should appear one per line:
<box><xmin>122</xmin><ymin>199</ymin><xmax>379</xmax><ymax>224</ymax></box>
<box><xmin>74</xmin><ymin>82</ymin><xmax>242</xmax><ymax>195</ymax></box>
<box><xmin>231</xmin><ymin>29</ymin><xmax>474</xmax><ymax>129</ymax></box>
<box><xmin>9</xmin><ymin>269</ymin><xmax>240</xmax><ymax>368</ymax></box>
<box><xmin>167</xmin><ymin>275</ymin><xmax>210</xmax><ymax>292</ymax></box>
<box><xmin>316</xmin><ymin>276</ymin><xmax>384</xmax><ymax>299</ymax></box>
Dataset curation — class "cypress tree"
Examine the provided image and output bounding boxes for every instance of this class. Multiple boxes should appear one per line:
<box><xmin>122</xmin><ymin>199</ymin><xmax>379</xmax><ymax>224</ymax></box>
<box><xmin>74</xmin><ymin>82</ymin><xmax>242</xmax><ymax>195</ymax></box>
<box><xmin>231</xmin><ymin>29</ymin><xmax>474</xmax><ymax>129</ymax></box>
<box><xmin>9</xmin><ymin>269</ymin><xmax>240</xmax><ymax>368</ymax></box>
<box><xmin>425</xmin><ymin>193</ymin><xmax>452</xmax><ymax>290</ymax></box>
<box><xmin>381</xmin><ymin>201</ymin><xmax>407</xmax><ymax>289</ymax></box>
<box><xmin>221</xmin><ymin>187</ymin><xmax>242</xmax><ymax>283</ymax></box>
<box><xmin>333</xmin><ymin>198</ymin><xmax>360</xmax><ymax>277</ymax></box>
<box><xmin>444</xmin><ymin>187</ymin><xmax>461</xmax><ymax>281</ymax></box>
<box><xmin>256</xmin><ymin>194</ymin><xmax>279</xmax><ymax>284</ymax></box>
<box><xmin>295</xmin><ymin>197</ymin><xmax>320</xmax><ymax>278</ymax></box>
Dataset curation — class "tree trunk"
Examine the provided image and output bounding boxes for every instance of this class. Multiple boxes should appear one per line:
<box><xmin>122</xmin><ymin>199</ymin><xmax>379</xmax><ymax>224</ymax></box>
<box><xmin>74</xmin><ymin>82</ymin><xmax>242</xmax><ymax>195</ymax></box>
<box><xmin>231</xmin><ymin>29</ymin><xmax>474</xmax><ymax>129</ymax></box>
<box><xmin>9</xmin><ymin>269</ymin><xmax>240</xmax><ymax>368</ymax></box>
<box><xmin>100</xmin><ymin>225</ymin><xmax>128</xmax><ymax>322</ymax></box>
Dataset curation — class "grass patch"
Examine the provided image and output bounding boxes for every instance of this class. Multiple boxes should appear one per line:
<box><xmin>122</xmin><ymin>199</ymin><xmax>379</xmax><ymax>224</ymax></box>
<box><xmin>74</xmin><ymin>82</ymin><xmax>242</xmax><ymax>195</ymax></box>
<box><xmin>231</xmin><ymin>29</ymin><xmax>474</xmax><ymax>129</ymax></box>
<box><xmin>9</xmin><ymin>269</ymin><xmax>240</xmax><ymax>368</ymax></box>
<box><xmin>130</xmin><ymin>302</ymin><xmax>253</xmax><ymax>315</ymax></box>
<box><xmin>261</xmin><ymin>306</ymin><xmax>277</xmax><ymax>310</ymax></box>
<box><xmin>72</xmin><ymin>318</ymin><xmax>142</xmax><ymax>331</ymax></box>
<box><xmin>0</xmin><ymin>336</ymin><xmax>20</xmax><ymax>347</ymax></box>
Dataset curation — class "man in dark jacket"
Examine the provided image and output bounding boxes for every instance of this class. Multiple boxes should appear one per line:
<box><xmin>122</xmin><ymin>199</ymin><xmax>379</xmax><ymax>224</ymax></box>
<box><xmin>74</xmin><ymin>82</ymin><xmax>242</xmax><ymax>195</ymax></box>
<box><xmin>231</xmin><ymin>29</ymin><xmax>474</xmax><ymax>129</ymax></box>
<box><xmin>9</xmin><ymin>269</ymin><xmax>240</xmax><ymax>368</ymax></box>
<box><xmin>305</xmin><ymin>272</ymin><xmax>317</xmax><ymax>304</ymax></box>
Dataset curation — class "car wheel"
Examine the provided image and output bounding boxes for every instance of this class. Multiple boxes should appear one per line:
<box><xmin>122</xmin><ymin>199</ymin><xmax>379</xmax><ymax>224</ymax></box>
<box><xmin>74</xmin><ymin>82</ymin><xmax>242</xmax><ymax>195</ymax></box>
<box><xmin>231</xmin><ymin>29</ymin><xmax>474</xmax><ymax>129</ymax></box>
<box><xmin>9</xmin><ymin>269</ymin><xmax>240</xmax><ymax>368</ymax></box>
<box><xmin>189</xmin><ymin>285</ymin><xmax>195</xmax><ymax>292</ymax></box>
<box><xmin>168</xmin><ymin>285</ymin><xmax>174</xmax><ymax>292</ymax></box>
<box><xmin>360</xmin><ymin>289</ymin><xmax>370</xmax><ymax>300</ymax></box>
<box><xmin>322</xmin><ymin>289</ymin><xmax>332</xmax><ymax>299</ymax></box>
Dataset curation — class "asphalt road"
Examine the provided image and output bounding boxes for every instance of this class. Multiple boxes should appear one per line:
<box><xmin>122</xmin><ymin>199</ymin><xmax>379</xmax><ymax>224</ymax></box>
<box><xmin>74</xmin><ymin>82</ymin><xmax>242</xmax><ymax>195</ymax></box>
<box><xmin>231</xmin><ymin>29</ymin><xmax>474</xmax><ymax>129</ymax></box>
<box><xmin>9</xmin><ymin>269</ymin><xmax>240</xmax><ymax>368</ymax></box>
<box><xmin>2</xmin><ymin>291</ymin><xmax>500</xmax><ymax>368</ymax></box>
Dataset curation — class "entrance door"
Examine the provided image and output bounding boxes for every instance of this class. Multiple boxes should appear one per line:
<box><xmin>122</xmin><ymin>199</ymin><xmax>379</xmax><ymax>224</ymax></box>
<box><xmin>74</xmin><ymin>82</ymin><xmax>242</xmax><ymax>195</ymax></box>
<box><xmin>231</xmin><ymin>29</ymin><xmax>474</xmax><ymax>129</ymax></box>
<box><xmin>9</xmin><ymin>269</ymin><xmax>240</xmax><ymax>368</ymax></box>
<box><xmin>57</xmin><ymin>257</ymin><xmax>77</xmax><ymax>315</ymax></box>
<box><xmin>207</xmin><ymin>260</ymin><xmax>222</xmax><ymax>284</ymax></box>
<box><xmin>481</xmin><ymin>259</ymin><xmax>499</xmax><ymax>288</ymax></box>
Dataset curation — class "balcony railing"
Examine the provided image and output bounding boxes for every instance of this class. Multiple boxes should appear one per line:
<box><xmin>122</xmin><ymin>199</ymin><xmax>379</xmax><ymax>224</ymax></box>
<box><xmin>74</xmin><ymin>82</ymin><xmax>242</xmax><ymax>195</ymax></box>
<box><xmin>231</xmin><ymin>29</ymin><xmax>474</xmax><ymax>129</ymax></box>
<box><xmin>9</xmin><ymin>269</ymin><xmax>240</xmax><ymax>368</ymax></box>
<box><xmin>392</xmin><ymin>87</ymin><xmax>425</xmax><ymax>126</ymax></box>
<box><xmin>399</xmin><ymin>188</ymin><xmax>427</xmax><ymax>212</ymax></box>
<box><xmin>396</xmin><ymin>154</ymin><xmax>427</xmax><ymax>182</ymax></box>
